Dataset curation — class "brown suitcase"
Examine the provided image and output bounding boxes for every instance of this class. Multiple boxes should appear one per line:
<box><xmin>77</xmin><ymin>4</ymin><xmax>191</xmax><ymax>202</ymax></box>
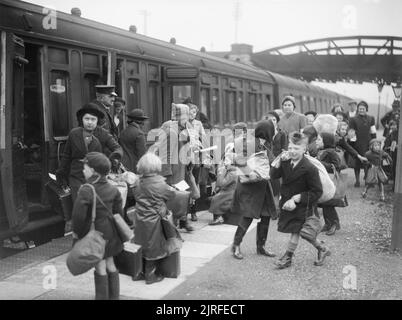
<box><xmin>114</xmin><ymin>242</ymin><xmax>143</xmax><ymax>281</ymax></box>
<box><xmin>156</xmin><ymin>251</ymin><xmax>181</xmax><ymax>278</ymax></box>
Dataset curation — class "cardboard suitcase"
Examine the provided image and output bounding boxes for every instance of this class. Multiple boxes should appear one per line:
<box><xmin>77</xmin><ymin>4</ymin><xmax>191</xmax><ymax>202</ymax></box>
<box><xmin>156</xmin><ymin>251</ymin><xmax>181</xmax><ymax>278</ymax></box>
<box><xmin>114</xmin><ymin>242</ymin><xmax>143</xmax><ymax>281</ymax></box>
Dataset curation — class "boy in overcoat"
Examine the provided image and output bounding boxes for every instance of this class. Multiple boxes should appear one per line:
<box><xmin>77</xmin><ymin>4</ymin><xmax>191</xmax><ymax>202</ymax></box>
<box><xmin>270</xmin><ymin>132</ymin><xmax>330</xmax><ymax>269</ymax></box>
<box><xmin>72</xmin><ymin>152</ymin><xmax>124</xmax><ymax>300</ymax></box>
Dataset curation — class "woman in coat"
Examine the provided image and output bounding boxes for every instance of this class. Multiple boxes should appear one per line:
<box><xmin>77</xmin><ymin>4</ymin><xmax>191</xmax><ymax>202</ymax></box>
<box><xmin>72</xmin><ymin>152</ymin><xmax>124</xmax><ymax>300</ymax></box>
<box><xmin>231</xmin><ymin>120</ymin><xmax>277</xmax><ymax>260</ymax></box>
<box><xmin>271</xmin><ymin>132</ymin><xmax>330</xmax><ymax>269</ymax></box>
<box><xmin>148</xmin><ymin>103</ymin><xmax>194</xmax><ymax>232</ymax></box>
<box><xmin>133</xmin><ymin>153</ymin><xmax>181</xmax><ymax>285</ymax></box>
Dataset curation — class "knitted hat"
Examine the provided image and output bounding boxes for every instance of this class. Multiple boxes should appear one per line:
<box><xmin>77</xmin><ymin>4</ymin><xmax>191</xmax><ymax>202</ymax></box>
<box><xmin>281</xmin><ymin>95</ymin><xmax>296</xmax><ymax>107</ymax></box>
<box><xmin>80</xmin><ymin>152</ymin><xmax>111</xmax><ymax>175</ymax></box>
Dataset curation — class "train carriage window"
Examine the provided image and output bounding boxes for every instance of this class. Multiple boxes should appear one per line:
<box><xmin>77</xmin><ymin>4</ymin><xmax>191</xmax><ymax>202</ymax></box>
<box><xmin>50</xmin><ymin>70</ymin><xmax>70</xmax><ymax>137</ymax></box>
<box><xmin>200</xmin><ymin>88</ymin><xmax>211</xmax><ymax>120</ymax></box>
<box><xmin>212</xmin><ymin>89</ymin><xmax>220</xmax><ymax>124</ymax></box>
<box><xmin>127</xmin><ymin>79</ymin><xmax>140</xmax><ymax>110</ymax></box>
<box><xmin>257</xmin><ymin>94</ymin><xmax>263</xmax><ymax>121</ymax></box>
<box><xmin>248</xmin><ymin>93</ymin><xmax>257</xmax><ymax>122</ymax></box>
<box><xmin>238</xmin><ymin>92</ymin><xmax>244</xmax><ymax>121</ymax></box>
<box><xmin>172</xmin><ymin>85</ymin><xmax>193</xmax><ymax>103</ymax></box>
<box><xmin>127</xmin><ymin>61</ymin><xmax>139</xmax><ymax>76</ymax></box>
<box><xmin>264</xmin><ymin>95</ymin><xmax>271</xmax><ymax>114</ymax></box>
<box><xmin>83</xmin><ymin>53</ymin><xmax>99</xmax><ymax>69</ymax></box>
<box><xmin>83</xmin><ymin>73</ymin><xmax>101</xmax><ymax>103</ymax></box>
<box><xmin>148</xmin><ymin>64</ymin><xmax>159</xmax><ymax>81</ymax></box>
<box><xmin>224</xmin><ymin>90</ymin><xmax>236</xmax><ymax>124</ymax></box>
<box><xmin>48</xmin><ymin>47</ymin><xmax>68</xmax><ymax>64</ymax></box>
<box><xmin>148</xmin><ymin>81</ymin><xmax>159</xmax><ymax>129</ymax></box>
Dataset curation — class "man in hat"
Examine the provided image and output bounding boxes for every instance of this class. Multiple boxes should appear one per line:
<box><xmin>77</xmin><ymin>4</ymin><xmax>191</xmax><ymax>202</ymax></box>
<box><xmin>349</xmin><ymin>101</ymin><xmax>376</xmax><ymax>187</ymax></box>
<box><xmin>92</xmin><ymin>85</ymin><xmax>119</xmax><ymax>140</ymax></box>
<box><xmin>119</xmin><ymin>109</ymin><xmax>148</xmax><ymax>173</ymax></box>
<box><xmin>113</xmin><ymin>97</ymin><xmax>126</xmax><ymax>137</ymax></box>
<box><xmin>381</xmin><ymin>99</ymin><xmax>400</xmax><ymax>137</ymax></box>
<box><xmin>348</xmin><ymin>100</ymin><xmax>358</xmax><ymax>119</ymax></box>
<box><xmin>278</xmin><ymin>96</ymin><xmax>307</xmax><ymax>135</ymax></box>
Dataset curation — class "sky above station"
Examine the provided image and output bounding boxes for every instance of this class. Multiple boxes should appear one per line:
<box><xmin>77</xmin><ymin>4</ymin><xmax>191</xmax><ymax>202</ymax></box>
<box><xmin>25</xmin><ymin>0</ymin><xmax>401</xmax><ymax>105</ymax></box>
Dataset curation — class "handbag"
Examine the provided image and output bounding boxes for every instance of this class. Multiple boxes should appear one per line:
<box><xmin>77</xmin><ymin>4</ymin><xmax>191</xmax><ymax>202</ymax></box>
<box><xmin>320</xmin><ymin>165</ymin><xmax>348</xmax><ymax>207</ymax></box>
<box><xmin>300</xmin><ymin>195</ymin><xmax>322</xmax><ymax>242</ymax></box>
<box><xmin>45</xmin><ymin>179</ymin><xmax>73</xmax><ymax>220</ymax></box>
<box><xmin>66</xmin><ymin>184</ymin><xmax>106</xmax><ymax>276</ymax></box>
<box><xmin>95</xmin><ymin>194</ymin><xmax>134</xmax><ymax>243</ymax></box>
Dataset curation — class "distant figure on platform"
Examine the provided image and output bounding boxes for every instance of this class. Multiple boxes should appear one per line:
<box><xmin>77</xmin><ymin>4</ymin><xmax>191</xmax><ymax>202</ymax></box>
<box><xmin>347</xmin><ymin>100</ymin><xmax>358</xmax><ymax>119</ymax></box>
<box><xmin>383</xmin><ymin>120</ymin><xmax>399</xmax><ymax>189</ymax></box>
<box><xmin>381</xmin><ymin>100</ymin><xmax>400</xmax><ymax>137</ymax></box>
<box><xmin>278</xmin><ymin>96</ymin><xmax>307</xmax><ymax>135</ymax></box>
<box><xmin>119</xmin><ymin>109</ymin><xmax>148</xmax><ymax>173</ymax></box>
<box><xmin>304</xmin><ymin>111</ymin><xmax>317</xmax><ymax>126</ymax></box>
<box><xmin>113</xmin><ymin>97</ymin><xmax>126</xmax><ymax>137</ymax></box>
<box><xmin>349</xmin><ymin>101</ymin><xmax>377</xmax><ymax>187</ymax></box>
<box><xmin>362</xmin><ymin>139</ymin><xmax>392</xmax><ymax>202</ymax></box>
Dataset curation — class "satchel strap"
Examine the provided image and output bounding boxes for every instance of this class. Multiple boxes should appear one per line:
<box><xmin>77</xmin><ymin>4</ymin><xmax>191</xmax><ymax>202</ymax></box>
<box><xmin>81</xmin><ymin>183</ymin><xmax>97</xmax><ymax>230</ymax></box>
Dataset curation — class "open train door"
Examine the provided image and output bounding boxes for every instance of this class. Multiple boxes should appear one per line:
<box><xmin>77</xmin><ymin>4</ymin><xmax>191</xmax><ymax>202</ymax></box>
<box><xmin>0</xmin><ymin>32</ymin><xmax>29</xmax><ymax>230</ymax></box>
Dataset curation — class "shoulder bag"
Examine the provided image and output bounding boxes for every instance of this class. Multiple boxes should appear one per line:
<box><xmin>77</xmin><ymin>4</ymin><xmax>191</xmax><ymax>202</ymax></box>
<box><xmin>66</xmin><ymin>184</ymin><xmax>106</xmax><ymax>276</ymax></box>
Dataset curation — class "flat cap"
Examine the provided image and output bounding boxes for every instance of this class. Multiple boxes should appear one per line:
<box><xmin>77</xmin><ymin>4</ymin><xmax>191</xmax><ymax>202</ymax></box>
<box><xmin>95</xmin><ymin>85</ymin><xmax>117</xmax><ymax>96</ymax></box>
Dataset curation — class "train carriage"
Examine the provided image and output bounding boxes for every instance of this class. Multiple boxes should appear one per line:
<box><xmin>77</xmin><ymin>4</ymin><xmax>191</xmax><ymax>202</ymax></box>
<box><xmin>0</xmin><ymin>0</ymin><xmax>279</xmax><ymax>243</ymax></box>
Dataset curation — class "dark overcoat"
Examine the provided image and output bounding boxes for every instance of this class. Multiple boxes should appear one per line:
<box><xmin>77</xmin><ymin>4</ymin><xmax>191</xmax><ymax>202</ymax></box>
<box><xmin>133</xmin><ymin>175</ymin><xmax>179</xmax><ymax>260</ymax></box>
<box><xmin>270</xmin><ymin>157</ymin><xmax>323</xmax><ymax>233</ymax></box>
<box><xmin>231</xmin><ymin>137</ymin><xmax>277</xmax><ymax>220</ymax></box>
<box><xmin>56</xmin><ymin>126</ymin><xmax>123</xmax><ymax>201</ymax></box>
<box><xmin>72</xmin><ymin>176</ymin><xmax>124</xmax><ymax>258</ymax></box>
<box><xmin>119</xmin><ymin>122</ymin><xmax>147</xmax><ymax>173</ymax></box>
<box><xmin>349</xmin><ymin>115</ymin><xmax>376</xmax><ymax>155</ymax></box>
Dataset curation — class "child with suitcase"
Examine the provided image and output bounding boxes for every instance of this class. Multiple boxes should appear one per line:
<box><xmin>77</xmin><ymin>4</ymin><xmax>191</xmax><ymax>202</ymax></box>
<box><xmin>133</xmin><ymin>153</ymin><xmax>182</xmax><ymax>284</ymax></box>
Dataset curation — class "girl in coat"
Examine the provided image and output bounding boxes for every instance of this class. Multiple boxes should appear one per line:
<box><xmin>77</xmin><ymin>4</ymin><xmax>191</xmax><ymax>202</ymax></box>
<box><xmin>362</xmin><ymin>139</ymin><xmax>392</xmax><ymax>201</ymax></box>
<box><xmin>208</xmin><ymin>152</ymin><xmax>239</xmax><ymax>225</ymax></box>
<box><xmin>72</xmin><ymin>152</ymin><xmax>123</xmax><ymax>300</ymax></box>
<box><xmin>316</xmin><ymin>133</ymin><xmax>342</xmax><ymax>236</ymax></box>
<box><xmin>133</xmin><ymin>153</ymin><xmax>181</xmax><ymax>285</ymax></box>
<box><xmin>56</xmin><ymin>103</ymin><xmax>123</xmax><ymax>232</ymax></box>
<box><xmin>271</xmin><ymin>132</ymin><xmax>330</xmax><ymax>269</ymax></box>
<box><xmin>231</xmin><ymin>120</ymin><xmax>277</xmax><ymax>260</ymax></box>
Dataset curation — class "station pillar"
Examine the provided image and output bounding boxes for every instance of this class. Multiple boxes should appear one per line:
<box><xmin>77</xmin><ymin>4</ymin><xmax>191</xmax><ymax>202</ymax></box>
<box><xmin>390</xmin><ymin>99</ymin><xmax>402</xmax><ymax>251</ymax></box>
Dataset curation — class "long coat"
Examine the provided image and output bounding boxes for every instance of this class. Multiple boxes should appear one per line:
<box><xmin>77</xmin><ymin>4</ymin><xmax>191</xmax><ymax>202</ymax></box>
<box><xmin>349</xmin><ymin>115</ymin><xmax>376</xmax><ymax>156</ymax></box>
<box><xmin>72</xmin><ymin>176</ymin><xmax>124</xmax><ymax>258</ymax></box>
<box><xmin>209</xmin><ymin>165</ymin><xmax>238</xmax><ymax>216</ymax></box>
<box><xmin>119</xmin><ymin>122</ymin><xmax>146</xmax><ymax>173</ymax></box>
<box><xmin>270</xmin><ymin>157</ymin><xmax>323</xmax><ymax>233</ymax></box>
<box><xmin>149</xmin><ymin>120</ymin><xmax>191</xmax><ymax>185</ymax></box>
<box><xmin>133</xmin><ymin>175</ymin><xmax>178</xmax><ymax>260</ymax></box>
<box><xmin>56</xmin><ymin>126</ymin><xmax>123</xmax><ymax>201</ymax></box>
<box><xmin>231</xmin><ymin>138</ymin><xmax>277</xmax><ymax>220</ymax></box>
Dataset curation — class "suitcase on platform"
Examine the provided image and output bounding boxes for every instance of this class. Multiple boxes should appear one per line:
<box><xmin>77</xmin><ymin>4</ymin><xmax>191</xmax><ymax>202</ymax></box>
<box><xmin>156</xmin><ymin>251</ymin><xmax>181</xmax><ymax>278</ymax></box>
<box><xmin>114</xmin><ymin>242</ymin><xmax>143</xmax><ymax>281</ymax></box>
<box><xmin>45</xmin><ymin>179</ymin><xmax>73</xmax><ymax>220</ymax></box>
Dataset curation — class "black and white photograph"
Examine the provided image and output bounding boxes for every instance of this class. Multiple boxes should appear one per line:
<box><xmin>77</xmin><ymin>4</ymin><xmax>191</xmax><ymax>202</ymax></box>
<box><xmin>0</xmin><ymin>0</ymin><xmax>401</xmax><ymax>306</ymax></box>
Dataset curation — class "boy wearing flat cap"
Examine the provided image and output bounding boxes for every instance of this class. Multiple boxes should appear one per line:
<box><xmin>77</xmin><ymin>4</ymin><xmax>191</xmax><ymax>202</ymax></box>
<box><xmin>72</xmin><ymin>151</ymin><xmax>124</xmax><ymax>300</ymax></box>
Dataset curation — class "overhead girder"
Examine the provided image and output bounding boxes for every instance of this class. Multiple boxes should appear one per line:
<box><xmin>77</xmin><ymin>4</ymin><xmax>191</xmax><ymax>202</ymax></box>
<box><xmin>253</xmin><ymin>36</ymin><xmax>402</xmax><ymax>84</ymax></box>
